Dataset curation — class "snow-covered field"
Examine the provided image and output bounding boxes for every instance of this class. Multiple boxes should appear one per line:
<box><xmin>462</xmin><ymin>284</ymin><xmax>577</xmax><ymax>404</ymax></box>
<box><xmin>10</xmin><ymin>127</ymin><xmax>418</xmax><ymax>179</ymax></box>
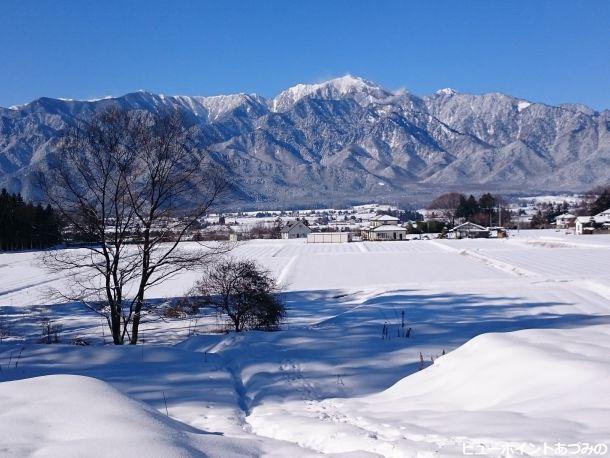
<box><xmin>1</xmin><ymin>230</ymin><xmax>609</xmax><ymax>457</ymax></box>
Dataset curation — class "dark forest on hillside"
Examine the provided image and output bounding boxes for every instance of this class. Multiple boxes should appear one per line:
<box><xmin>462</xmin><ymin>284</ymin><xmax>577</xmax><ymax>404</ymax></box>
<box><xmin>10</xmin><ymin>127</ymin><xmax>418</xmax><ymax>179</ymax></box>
<box><xmin>0</xmin><ymin>188</ymin><xmax>62</xmax><ymax>251</ymax></box>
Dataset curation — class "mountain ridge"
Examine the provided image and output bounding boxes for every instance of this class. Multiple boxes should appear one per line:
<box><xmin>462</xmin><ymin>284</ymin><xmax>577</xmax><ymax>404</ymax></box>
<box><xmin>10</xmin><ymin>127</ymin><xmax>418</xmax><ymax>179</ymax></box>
<box><xmin>6</xmin><ymin>75</ymin><xmax>603</xmax><ymax>116</ymax></box>
<box><xmin>1</xmin><ymin>75</ymin><xmax>609</xmax><ymax>208</ymax></box>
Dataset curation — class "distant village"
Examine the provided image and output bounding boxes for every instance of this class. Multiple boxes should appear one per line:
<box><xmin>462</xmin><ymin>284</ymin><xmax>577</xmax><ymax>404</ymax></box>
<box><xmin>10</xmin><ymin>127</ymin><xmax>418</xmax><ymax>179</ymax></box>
<box><xmin>191</xmin><ymin>189</ymin><xmax>610</xmax><ymax>243</ymax></box>
<box><xmin>7</xmin><ymin>187</ymin><xmax>606</xmax><ymax>249</ymax></box>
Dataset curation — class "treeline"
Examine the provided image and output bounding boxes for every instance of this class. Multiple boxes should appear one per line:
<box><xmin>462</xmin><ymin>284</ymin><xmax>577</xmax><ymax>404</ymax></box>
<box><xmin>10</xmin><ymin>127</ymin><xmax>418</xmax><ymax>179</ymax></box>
<box><xmin>529</xmin><ymin>201</ymin><xmax>570</xmax><ymax>229</ymax></box>
<box><xmin>383</xmin><ymin>209</ymin><xmax>423</xmax><ymax>223</ymax></box>
<box><xmin>428</xmin><ymin>192</ymin><xmax>511</xmax><ymax>226</ymax></box>
<box><xmin>585</xmin><ymin>185</ymin><xmax>610</xmax><ymax>216</ymax></box>
<box><xmin>0</xmin><ymin>189</ymin><xmax>62</xmax><ymax>251</ymax></box>
<box><xmin>405</xmin><ymin>220</ymin><xmax>447</xmax><ymax>234</ymax></box>
<box><xmin>530</xmin><ymin>185</ymin><xmax>610</xmax><ymax>228</ymax></box>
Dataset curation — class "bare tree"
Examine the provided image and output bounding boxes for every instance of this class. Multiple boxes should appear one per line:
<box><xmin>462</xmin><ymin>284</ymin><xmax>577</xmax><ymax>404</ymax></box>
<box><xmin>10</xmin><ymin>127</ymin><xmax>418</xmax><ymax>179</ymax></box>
<box><xmin>247</xmin><ymin>219</ymin><xmax>282</xmax><ymax>240</ymax></box>
<box><xmin>40</xmin><ymin>107</ymin><xmax>231</xmax><ymax>344</ymax></box>
<box><xmin>192</xmin><ymin>259</ymin><xmax>285</xmax><ymax>332</ymax></box>
<box><xmin>427</xmin><ymin>192</ymin><xmax>462</xmax><ymax>225</ymax></box>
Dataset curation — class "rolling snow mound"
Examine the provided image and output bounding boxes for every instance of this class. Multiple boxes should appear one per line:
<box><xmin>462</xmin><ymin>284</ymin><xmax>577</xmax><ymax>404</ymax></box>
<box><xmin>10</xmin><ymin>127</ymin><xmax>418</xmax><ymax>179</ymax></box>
<box><xmin>249</xmin><ymin>325</ymin><xmax>610</xmax><ymax>456</ymax></box>
<box><xmin>375</xmin><ymin>326</ymin><xmax>610</xmax><ymax>414</ymax></box>
<box><xmin>343</xmin><ymin>325</ymin><xmax>610</xmax><ymax>453</ymax></box>
<box><xmin>0</xmin><ymin>374</ymin><xmax>247</xmax><ymax>458</ymax></box>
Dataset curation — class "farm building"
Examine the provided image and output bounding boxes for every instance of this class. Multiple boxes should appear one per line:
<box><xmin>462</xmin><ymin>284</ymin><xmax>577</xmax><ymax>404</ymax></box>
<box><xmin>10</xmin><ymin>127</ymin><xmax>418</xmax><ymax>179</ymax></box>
<box><xmin>487</xmin><ymin>226</ymin><xmax>508</xmax><ymax>238</ymax></box>
<box><xmin>281</xmin><ymin>220</ymin><xmax>312</xmax><ymax>239</ymax></box>
<box><xmin>576</xmin><ymin>216</ymin><xmax>597</xmax><ymax>235</ymax></box>
<box><xmin>361</xmin><ymin>214</ymin><xmax>407</xmax><ymax>241</ymax></box>
<box><xmin>449</xmin><ymin>222</ymin><xmax>490</xmax><ymax>239</ymax></box>
<box><xmin>307</xmin><ymin>232</ymin><xmax>352</xmax><ymax>243</ymax></box>
<box><xmin>575</xmin><ymin>208</ymin><xmax>610</xmax><ymax>235</ymax></box>
<box><xmin>554</xmin><ymin>213</ymin><xmax>576</xmax><ymax>229</ymax></box>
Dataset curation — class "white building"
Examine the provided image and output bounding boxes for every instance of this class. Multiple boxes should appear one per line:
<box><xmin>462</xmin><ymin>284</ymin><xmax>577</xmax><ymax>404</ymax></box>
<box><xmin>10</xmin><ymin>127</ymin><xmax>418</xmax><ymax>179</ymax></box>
<box><xmin>575</xmin><ymin>208</ymin><xmax>610</xmax><ymax>235</ymax></box>
<box><xmin>307</xmin><ymin>232</ymin><xmax>351</xmax><ymax>243</ymax></box>
<box><xmin>448</xmin><ymin>222</ymin><xmax>490</xmax><ymax>239</ymax></box>
<box><xmin>361</xmin><ymin>214</ymin><xmax>407</xmax><ymax>241</ymax></box>
<box><xmin>554</xmin><ymin>213</ymin><xmax>576</xmax><ymax>229</ymax></box>
<box><xmin>281</xmin><ymin>220</ymin><xmax>312</xmax><ymax>239</ymax></box>
<box><xmin>228</xmin><ymin>229</ymin><xmax>239</xmax><ymax>242</ymax></box>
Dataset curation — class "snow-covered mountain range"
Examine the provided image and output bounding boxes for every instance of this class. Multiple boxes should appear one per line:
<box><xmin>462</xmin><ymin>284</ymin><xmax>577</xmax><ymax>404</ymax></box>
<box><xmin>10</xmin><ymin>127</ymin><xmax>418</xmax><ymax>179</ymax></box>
<box><xmin>1</xmin><ymin>75</ymin><xmax>609</xmax><ymax>207</ymax></box>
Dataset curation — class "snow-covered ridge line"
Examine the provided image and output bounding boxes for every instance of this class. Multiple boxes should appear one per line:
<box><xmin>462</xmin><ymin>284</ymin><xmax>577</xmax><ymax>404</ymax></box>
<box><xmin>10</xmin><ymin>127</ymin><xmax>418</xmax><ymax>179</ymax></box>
<box><xmin>8</xmin><ymin>74</ymin><xmax>595</xmax><ymax>113</ymax></box>
<box><xmin>3</xmin><ymin>76</ymin><xmax>609</xmax><ymax>206</ymax></box>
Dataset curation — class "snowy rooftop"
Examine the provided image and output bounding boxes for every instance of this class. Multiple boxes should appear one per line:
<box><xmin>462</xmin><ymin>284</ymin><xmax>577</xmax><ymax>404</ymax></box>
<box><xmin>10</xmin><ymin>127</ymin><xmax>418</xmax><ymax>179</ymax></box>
<box><xmin>371</xmin><ymin>224</ymin><xmax>406</xmax><ymax>231</ymax></box>
<box><xmin>371</xmin><ymin>214</ymin><xmax>400</xmax><ymax>221</ymax></box>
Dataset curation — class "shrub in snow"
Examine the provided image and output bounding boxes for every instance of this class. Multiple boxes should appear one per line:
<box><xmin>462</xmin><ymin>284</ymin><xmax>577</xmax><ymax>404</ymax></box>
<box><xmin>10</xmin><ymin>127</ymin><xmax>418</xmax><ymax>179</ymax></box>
<box><xmin>39</xmin><ymin>318</ymin><xmax>62</xmax><ymax>344</ymax></box>
<box><xmin>0</xmin><ymin>312</ymin><xmax>10</xmax><ymax>342</ymax></box>
<box><xmin>192</xmin><ymin>259</ymin><xmax>286</xmax><ymax>332</ymax></box>
<box><xmin>162</xmin><ymin>297</ymin><xmax>201</xmax><ymax>319</ymax></box>
<box><xmin>70</xmin><ymin>337</ymin><xmax>90</xmax><ymax>346</ymax></box>
<box><xmin>381</xmin><ymin>322</ymin><xmax>388</xmax><ymax>339</ymax></box>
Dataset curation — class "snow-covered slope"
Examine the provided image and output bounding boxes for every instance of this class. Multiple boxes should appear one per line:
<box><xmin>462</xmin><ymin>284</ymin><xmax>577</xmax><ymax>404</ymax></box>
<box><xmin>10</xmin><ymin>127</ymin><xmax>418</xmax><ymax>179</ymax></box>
<box><xmin>0</xmin><ymin>374</ymin><xmax>260</xmax><ymax>458</ymax></box>
<box><xmin>248</xmin><ymin>325</ymin><xmax>610</xmax><ymax>456</ymax></box>
<box><xmin>1</xmin><ymin>232</ymin><xmax>610</xmax><ymax>456</ymax></box>
<box><xmin>272</xmin><ymin>75</ymin><xmax>390</xmax><ymax>111</ymax></box>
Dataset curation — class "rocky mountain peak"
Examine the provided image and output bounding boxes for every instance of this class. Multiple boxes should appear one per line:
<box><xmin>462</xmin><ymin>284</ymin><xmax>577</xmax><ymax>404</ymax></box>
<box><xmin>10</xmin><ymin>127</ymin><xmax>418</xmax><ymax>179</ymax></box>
<box><xmin>272</xmin><ymin>75</ymin><xmax>389</xmax><ymax>111</ymax></box>
<box><xmin>0</xmin><ymin>77</ymin><xmax>608</xmax><ymax>208</ymax></box>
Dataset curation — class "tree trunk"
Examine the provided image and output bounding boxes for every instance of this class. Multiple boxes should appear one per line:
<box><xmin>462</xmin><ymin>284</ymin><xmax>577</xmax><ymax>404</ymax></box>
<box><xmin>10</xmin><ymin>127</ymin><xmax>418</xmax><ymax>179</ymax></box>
<box><xmin>130</xmin><ymin>294</ymin><xmax>145</xmax><ymax>345</ymax></box>
<box><xmin>111</xmin><ymin>309</ymin><xmax>123</xmax><ymax>345</ymax></box>
<box><xmin>130</xmin><ymin>312</ymin><xmax>140</xmax><ymax>345</ymax></box>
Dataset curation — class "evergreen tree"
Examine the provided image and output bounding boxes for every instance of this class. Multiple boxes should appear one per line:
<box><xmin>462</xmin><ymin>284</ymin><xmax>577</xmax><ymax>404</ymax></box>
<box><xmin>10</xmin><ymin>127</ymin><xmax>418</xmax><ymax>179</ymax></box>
<box><xmin>466</xmin><ymin>195</ymin><xmax>479</xmax><ymax>217</ymax></box>
<box><xmin>530</xmin><ymin>210</ymin><xmax>547</xmax><ymax>229</ymax></box>
<box><xmin>455</xmin><ymin>194</ymin><xmax>469</xmax><ymax>218</ymax></box>
<box><xmin>590</xmin><ymin>188</ymin><xmax>610</xmax><ymax>215</ymax></box>
<box><xmin>478</xmin><ymin>193</ymin><xmax>497</xmax><ymax>225</ymax></box>
<box><xmin>478</xmin><ymin>193</ymin><xmax>496</xmax><ymax>213</ymax></box>
<box><xmin>0</xmin><ymin>188</ymin><xmax>62</xmax><ymax>251</ymax></box>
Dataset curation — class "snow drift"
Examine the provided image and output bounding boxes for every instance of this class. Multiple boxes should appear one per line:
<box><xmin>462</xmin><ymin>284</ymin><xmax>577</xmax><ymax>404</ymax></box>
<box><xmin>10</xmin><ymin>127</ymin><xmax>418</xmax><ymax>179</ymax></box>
<box><xmin>0</xmin><ymin>374</ymin><xmax>261</xmax><ymax>458</ymax></box>
<box><xmin>249</xmin><ymin>325</ymin><xmax>610</xmax><ymax>456</ymax></box>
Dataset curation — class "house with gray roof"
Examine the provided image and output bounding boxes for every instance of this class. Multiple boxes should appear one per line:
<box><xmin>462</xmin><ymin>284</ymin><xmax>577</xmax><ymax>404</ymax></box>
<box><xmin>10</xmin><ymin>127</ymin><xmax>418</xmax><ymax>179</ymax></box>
<box><xmin>361</xmin><ymin>214</ymin><xmax>407</xmax><ymax>241</ymax></box>
<box><xmin>448</xmin><ymin>221</ymin><xmax>490</xmax><ymax>239</ymax></box>
<box><xmin>281</xmin><ymin>220</ymin><xmax>312</xmax><ymax>239</ymax></box>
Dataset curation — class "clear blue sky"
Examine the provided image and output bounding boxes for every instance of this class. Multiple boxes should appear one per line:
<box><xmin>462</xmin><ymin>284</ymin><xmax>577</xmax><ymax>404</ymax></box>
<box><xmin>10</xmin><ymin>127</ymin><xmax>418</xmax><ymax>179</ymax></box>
<box><xmin>1</xmin><ymin>0</ymin><xmax>609</xmax><ymax>109</ymax></box>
